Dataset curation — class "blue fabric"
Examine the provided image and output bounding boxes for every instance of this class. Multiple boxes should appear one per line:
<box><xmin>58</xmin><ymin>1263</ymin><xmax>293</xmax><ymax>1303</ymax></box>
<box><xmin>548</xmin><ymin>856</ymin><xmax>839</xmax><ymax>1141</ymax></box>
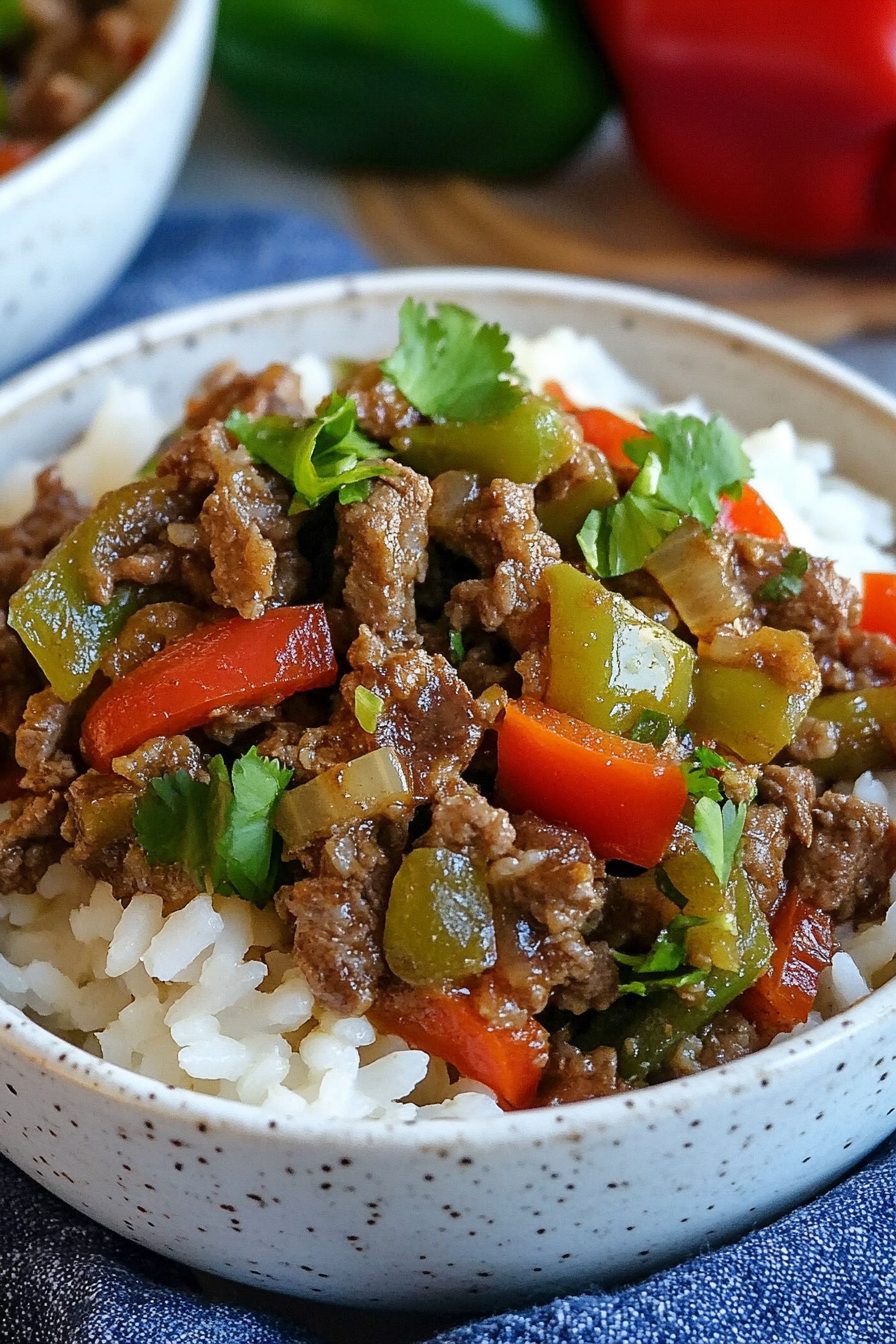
<box><xmin>4</xmin><ymin>205</ymin><xmax>895</xmax><ymax>1341</ymax></box>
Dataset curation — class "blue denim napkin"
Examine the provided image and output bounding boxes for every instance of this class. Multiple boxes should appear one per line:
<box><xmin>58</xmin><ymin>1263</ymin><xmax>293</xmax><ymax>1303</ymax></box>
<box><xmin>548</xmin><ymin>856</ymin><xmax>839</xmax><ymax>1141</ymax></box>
<box><xmin>4</xmin><ymin>206</ymin><xmax>895</xmax><ymax>1343</ymax></box>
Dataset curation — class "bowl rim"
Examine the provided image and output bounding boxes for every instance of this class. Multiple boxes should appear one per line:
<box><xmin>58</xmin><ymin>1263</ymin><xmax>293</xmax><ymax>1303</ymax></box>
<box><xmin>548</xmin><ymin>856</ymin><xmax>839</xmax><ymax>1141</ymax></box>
<box><xmin>2</xmin><ymin>264</ymin><xmax>896</xmax><ymax>1147</ymax></box>
<box><xmin>0</xmin><ymin>0</ymin><xmax>214</xmax><ymax>207</ymax></box>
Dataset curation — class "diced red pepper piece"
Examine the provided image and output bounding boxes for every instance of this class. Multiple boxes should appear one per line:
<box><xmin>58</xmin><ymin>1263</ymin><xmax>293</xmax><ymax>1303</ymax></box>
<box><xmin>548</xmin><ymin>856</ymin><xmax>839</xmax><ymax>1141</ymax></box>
<box><xmin>0</xmin><ymin>140</ymin><xmax>44</xmax><ymax>178</ymax></box>
<box><xmin>370</xmin><ymin>985</ymin><xmax>548</xmax><ymax>1110</ymax></box>
<box><xmin>738</xmin><ymin>889</ymin><xmax>834</xmax><ymax>1036</ymax></box>
<box><xmin>543</xmin><ymin>383</ymin><xmax>647</xmax><ymax>479</ymax></box>
<box><xmin>497</xmin><ymin>698</ymin><xmax>687</xmax><ymax>868</ymax></box>
<box><xmin>82</xmin><ymin>604</ymin><xmax>337</xmax><ymax>771</ymax></box>
<box><xmin>860</xmin><ymin>573</ymin><xmax>896</xmax><ymax>642</ymax></box>
<box><xmin>718</xmin><ymin>483</ymin><xmax>788</xmax><ymax>543</ymax></box>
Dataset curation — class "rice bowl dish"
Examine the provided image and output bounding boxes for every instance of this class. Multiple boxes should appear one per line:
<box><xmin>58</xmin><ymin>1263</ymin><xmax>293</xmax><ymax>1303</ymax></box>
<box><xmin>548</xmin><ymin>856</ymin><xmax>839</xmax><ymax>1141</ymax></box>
<box><xmin>1</xmin><ymin>298</ymin><xmax>896</xmax><ymax>1129</ymax></box>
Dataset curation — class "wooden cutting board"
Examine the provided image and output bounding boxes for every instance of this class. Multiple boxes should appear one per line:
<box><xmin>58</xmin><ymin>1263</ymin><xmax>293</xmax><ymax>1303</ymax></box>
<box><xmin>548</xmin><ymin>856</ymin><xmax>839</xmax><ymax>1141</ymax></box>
<box><xmin>346</xmin><ymin>125</ymin><xmax>896</xmax><ymax>344</ymax></box>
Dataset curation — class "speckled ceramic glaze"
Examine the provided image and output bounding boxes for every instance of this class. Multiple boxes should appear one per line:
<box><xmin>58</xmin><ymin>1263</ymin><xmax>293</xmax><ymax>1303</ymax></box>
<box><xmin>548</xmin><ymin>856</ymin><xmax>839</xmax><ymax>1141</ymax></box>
<box><xmin>0</xmin><ymin>271</ymin><xmax>895</xmax><ymax>1311</ymax></box>
<box><xmin>0</xmin><ymin>0</ymin><xmax>216</xmax><ymax>379</ymax></box>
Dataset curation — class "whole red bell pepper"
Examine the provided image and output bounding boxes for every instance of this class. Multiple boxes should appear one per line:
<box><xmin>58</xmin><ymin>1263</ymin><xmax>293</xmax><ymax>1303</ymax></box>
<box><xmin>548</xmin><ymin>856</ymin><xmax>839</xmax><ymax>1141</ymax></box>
<box><xmin>586</xmin><ymin>0</ymin><xmax>896</xmax><ymax>256</ymax></box>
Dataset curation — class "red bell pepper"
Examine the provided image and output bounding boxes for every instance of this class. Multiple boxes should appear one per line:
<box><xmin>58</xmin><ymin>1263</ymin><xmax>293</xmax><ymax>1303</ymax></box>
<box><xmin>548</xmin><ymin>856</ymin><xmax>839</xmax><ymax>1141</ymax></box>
<box><xmin>0</xmin><ymin>140</ymin><xmax>43</xmax><ymax>178</ymax></box>
<box><xmin>82</xmin><ymin>604</ymin><xmax>337</xmax><ymax>771</ymax></box>
<box><xmin>497</xmin><ymin>697</ymin><xmax>686</xmax><ymax>868</ymax></box>
<box><xmin>370</xmin><ymin>985</ymin><xmax>548</xmax><ymax>1110</ymax></box>
<box><xmin>586</xmin><ymin>0</ymin><xmax>896</xmax><ymax>256</ymax></box>
<box><xmin>718</xmin><ymin>484</ymin><xmax>787</xmax><ymax>543</ymax></box>
<box><xmin>544</xmin><ymin>383</ymin><xmax>647</xmax><ymax>479</ymax></box>
<box><xmin>860</xmin><ymin>573</ymin><xmax>896</xmax><ymax>642</ymax></box>
<box><xmin>738</xmin><ymin>889</ymin><xmax>834</xmax><ymax>1037</ymax></box>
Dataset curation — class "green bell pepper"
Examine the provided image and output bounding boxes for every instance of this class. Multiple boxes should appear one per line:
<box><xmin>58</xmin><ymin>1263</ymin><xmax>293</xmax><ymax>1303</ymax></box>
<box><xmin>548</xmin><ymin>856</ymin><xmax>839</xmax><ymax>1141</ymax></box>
<box><xmin>575</xmin><ymin>864</ymin><xmax>772</xmax><ymax>1084</ymax></box>
<box><xmin>8</xmin><ymin>479</ymin><xmax>188</xmax><ymax>703</ymax></box>
<box><xmin>214</xmin><ymin>0</ymin><xmax>611</xmax><ymax>176</ymax></box>
<box><xmin>546</xmin><ymin>562</ymin><xmax>695</xmax><ymax>734</ymax></box>
<box><xmin>384</xmin><ymin>847</ymin><xmax>496</xmax><ymax>987</ymax></box>
<box><xmin>805</xmin><ymin>686</ymin><xmax>896</xmax><ymax>782</ymax></box>
<box><xmin>537</xmin><ymin>462</ymin><xmax>618</xmax><ymax>556</ymax></box>
<box><xmin>392</xmin><ymin>395</ymin><xmax>580</xmax><ymax>486</ymax></box>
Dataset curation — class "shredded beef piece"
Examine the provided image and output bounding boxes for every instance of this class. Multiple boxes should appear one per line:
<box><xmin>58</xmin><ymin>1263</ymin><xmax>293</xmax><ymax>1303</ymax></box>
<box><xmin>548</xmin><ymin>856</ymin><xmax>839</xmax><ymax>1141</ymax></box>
<box><xmin>486</xmin><ymin>814</ymin><xmax>611</xmax><ymax>1015</ymax></box>
<box><xmin>787</xmin><ymin>715</ymin><xmax>839</xmax><ymax>764</ymax></box>
<box><xmin>537</xmin><ymin>1033</ymin><xmax>625</xmax><ymax>1106</ymax></box>
<box><xmin>0</xmin><ymin>792</ymin><xmax>66</xmax><ymax>894</ymax></box>
<box><xmin>820</xmin><ymin>629</ymin><xmax>896</xmax><ymax>692</ymax></box>
<box><xmin>185</xmin><ymin>362</ymin><xmax>307</xmax><ymax>430</ymax></box>
<box><xmin>114</xmin><ymin>844</ymin><xmax>200</xmax><ymax>913</ymax></box>
<box><xmin>789</xmin><ymin>791</ymin><xmax>896</xmax><ymax>922</ymax></box>
<box><xmin>430</xmin><ymin>473</ymin><xmax>561</xmax><ymax>654</ymax></box>
<box><xmin>255</xmin><ymin>721</ymin><xmax>308</xmax><ymax>778</ymax></box>
<box><xmin>109</xmin><ymin>541</ymin><xmax>182</xmax><ymax>588</ymax></box>
<box><xmin>276</xmin><ymin>820</ymin><xmax>405</xmax><ymax>1015</ymax></box>
<box><xmin>740</xmin><ymin>804</ymin><xmax>788</xmax><ymax>916</ymax></box>
<box><xmin>758</xmin><ymin>765</ymin><xmax>816</xmax><ymax>848</ymax></box>
<box><xmin>340</xmin><ymin>362</ymin><xmax>423</xmax><ymax>441</ymax></box>
<box><xmin>202</xmin><ymin>704</ymin><xmax>282</xmax><ymax>746</ymax></box>
<box><xmin>739</xmin><ymin>534</ymin><xmax>861</xmax><ymax>658</ymax></box>
<box><xmin>0</xmin><ymin>466</ymin><xmax>86</xmax><ymax>604</ymax></box>
<box><xmin>15</xmin><ymin>689</ymin><xmax>80</xmax><ymax>794</ymax></box>
<box><xmin>336</xmin><ymin>463</ymin><xmax>431</xmax><ymax>646</ymax></box>
<box><xmin>421</xmin><ymin>786</ymin><xmax>516</xmax><ymax>862</ymax></box>
<box><xmin>101</xmin><ymin>602</ymin><xmax>207</xmax><ymax>680</ymax></box>
<box><xmin>667</xmin><ymin>1010</ymin><xmax>759</xmax><ymax>1078</ymax></box>
<box><xmin>453</xmin><ymin>634</ymin><xmax>519</xmax><ymax>698</ymax></box>
<box><xmin>111</xmin><ymin>735</ymin><xmax>206</xmax><ymax>786</ymax></box>
<box><xmin>78</xmin><ymin>476</ymin><xmax>195</xmax><ymax>607</ymax></box>
<box><xmin>299</xmin><ymin>649</ymin><xmax>485</xmax><ymax>804</ymax></box>
<box><xmin>0</xmin><ymin>625</ymin><xmax>39</xmax><ymax>739</ymax></box>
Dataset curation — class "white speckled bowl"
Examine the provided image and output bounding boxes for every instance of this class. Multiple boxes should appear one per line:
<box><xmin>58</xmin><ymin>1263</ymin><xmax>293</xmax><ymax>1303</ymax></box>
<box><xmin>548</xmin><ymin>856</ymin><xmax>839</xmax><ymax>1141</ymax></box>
<box><xmin>1</xmin><ymin>270</ymin><xmax>896</xmax><ymax>1311</ymax></box>
<box><xmin>0</xmin><ymin>0</ymin><xmax>216</xmax><ymax>379</ymax></box>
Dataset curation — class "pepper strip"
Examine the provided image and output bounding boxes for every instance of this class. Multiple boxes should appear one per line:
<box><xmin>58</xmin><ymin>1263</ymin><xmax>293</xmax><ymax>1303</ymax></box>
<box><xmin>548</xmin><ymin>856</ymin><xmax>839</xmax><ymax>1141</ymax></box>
<box><xmin>82</xmin><ymin>604</ymin><xmax>337</xmax><ymax>771</ymax></box>
<box><xmin>718</xmin><ymin>483</ymin><xmax>787</xmax><ymax>543</ymax></box>
<box><xmin>497</xmin><ymin>698</ymin><xmax>687</xmax><ymax>869</ymax></box>
<box><xmin>738</xmin><ymin>890</ymin><xmax>833</xmax><ymax>1038</ymax></box>
<box><xmin>860</xmin><ymin>573</ymin><xmax>896</xmax><ymax>642</ymax></box>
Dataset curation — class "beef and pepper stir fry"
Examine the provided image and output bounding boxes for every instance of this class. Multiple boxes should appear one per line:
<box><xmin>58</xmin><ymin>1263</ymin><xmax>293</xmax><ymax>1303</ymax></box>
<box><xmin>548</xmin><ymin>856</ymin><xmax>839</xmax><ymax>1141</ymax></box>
<box><xmin>0</xmin><ymin>0</ymin><xmax>171</xmax><ymax>176</ymax></box>
<box><xmin>2</xmin><ymin>300</ymin><xmax>895</xmax><ymax>1111</ymax></box>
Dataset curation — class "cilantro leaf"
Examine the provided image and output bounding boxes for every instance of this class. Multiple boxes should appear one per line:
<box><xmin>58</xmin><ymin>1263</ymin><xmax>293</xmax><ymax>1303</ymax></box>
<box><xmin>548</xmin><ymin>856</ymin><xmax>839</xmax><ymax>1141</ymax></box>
<box><xmin>682</xmin><ymin>746</ymin><xmax>732</xmax><ymax>803</ymax></box>
<box><xmin>617</xmin><ymin>968</ymin><xmax>707</xmax><ymax>998</ymax></box>
<box><xmin>629</xmin><ymin>709</ymin><xmax>672</xmax><ymax>747</ymax></box>
<box><xmin>226</xmin><ymin>396</ymin><xmax>392</xmax><ymax>513</ymax></box>
<box><xmin>758</xmin><ymin>548</ymin><xmax>809</xmax><ymax>603</ymax></box>
<box><xmin>577</xmin><ymin>412</ymin><xmax>752</xmax><ymax>578</ymax></box>
<box><xmin>134</xmin><ymin>748</ymin><xmax>293</xmax><ymax>908</ymax></box>
<box><xmin>380</xmin><ymin>299</ymin><xmax>522</xmax><ymax>422</ymax></box>
<box><xmin>693</xmin><ymin>796</ymin><xmax>747</xmax><ymax>888</ymax></box>
<box><xmin>612</xmin><ymin>914</ymin><xmax>707</xmax><ymax>997</ymax></box>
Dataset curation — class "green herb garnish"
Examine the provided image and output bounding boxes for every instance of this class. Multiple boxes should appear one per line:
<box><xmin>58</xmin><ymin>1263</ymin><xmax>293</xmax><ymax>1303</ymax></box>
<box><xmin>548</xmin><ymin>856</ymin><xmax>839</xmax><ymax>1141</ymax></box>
<box><xmin>134</xmin><ymin>748</ymin><xmax>293</xmax><ymax>908</ymax></box>
<box><xmin>354</xmin><ymin>685</ymin><xmax>385</xmax><ymax>733</ymax></box>
<box><xmin>757</xmin><ymin>548</ymin><xmax>809</xmax><ymax>603</ymax></box>
<box><xmin>629</xmin><ymin>709</ymin><xmax>672</xmax><ymax>747</ymax></box>
<box><xmin>693</xmin><ymin>796</ymin><xmax>747</xmax><ymax>889</ymax></box>
<box><xmin>448</xmin><ymin>628</ymin><xmax>465</xmax><ymax>666</ymax></box>
<box><xmin>226</xmin><ymin>395</ymin><xmax>392</xmax><ymax>512</ymax></box>
<box><xmin>612</xmin><ymin>914</ymin><xmax>707</xmax><ymax>997</ymax></box>
<box><xmin>682</xmin><ymin>746</ymin><xmax>731</xmax><ymax>803</ymax></box>
<box><xmin>380</xmin><ymin>299</ymin><xmax>523</xmax><ymax>423</ymax></box>
<box><xmin>577</xmin><ymin>412</ymin><xmax>752</xmax><ymax>578</ymax></box>
<box><xmin>654</xmin><ymin>865</ymin><xmax>689</xmax><ymax>910</ymax></box>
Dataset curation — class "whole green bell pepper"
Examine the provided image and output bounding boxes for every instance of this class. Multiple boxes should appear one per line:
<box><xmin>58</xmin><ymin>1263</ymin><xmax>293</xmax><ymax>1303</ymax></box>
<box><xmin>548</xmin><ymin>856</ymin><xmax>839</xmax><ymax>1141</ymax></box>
<box><xmin>214</xmin><ymin>0</ymin><xmax>611</xmax><ymax>176</ymax></box>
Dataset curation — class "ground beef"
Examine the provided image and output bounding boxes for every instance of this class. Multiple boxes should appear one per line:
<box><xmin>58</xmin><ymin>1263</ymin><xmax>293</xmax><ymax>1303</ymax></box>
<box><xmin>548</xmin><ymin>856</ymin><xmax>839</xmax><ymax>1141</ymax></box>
<box><xmin>789</xmin><ymin>791</ymin><xmax>896</xmax><ymax>921</ymax></box>
<box><xmin>275</xmin><ymin>820</ymin><xmax>405</xmax><ymax>1015</ymax></box>
<box><xmin>298</xmin><ymin>649</ymin><xmax>486</xmax><ymax>804</ymax></box>
<box><xmin>62</xmin><ymin>769</ymin><xmax>138</xmax><ymax>865</ymax></box>
<box><xmin>340</xmin><ymin>363</ymin><xmax>423</xmax><ymax>441</ymax></box>
<box><xmin>255</xmin><ymin>721</ymin><xmax>307</xmax><ymax>778</ymax></box>
<box><xmin>787</xmin><ymin>715</ymin><xmax>839</xmax><ymax>764</ymax></box>
<box><xmin>336</xmin><ymin>463</ymin><xmax>431</xmax><ymax>646</ymax></box>
<box><xmin>430</xmin><ymin>473</ymin><xmax>561</xmax><ymax>655</ymax></box>
<box><xmin>758</xmin><ymin>764</ymin><xmax>816</xmax><ymax>848</ymax></box>
<box><xmin>765</xmin><ymin>557</ymin><xmax>860</xmax><ymax>658</ymax></box>
<box><xmin>740</xmin><ymin>803</ymin><xmax>788</xmax><ymax>916</ymax></box>
<box><xmin>110</xmin><ymin>735</ymin><xmax>205</xmax><ymax>786</ymax></box>
<box><xmin>0</xmin><ymin>624</ymin><xmax>39</xmax><ymax>740</ymax></box>
<box><xmin>666</xmin><ymin>1009</ymin><xmax>759</xmax><ymax>1078</ymax></box>
<box><xmin>0</xmin><ymin>792</ymin><xmax>67</xmax><ymax>894</ymax></box>
<box><xmin>184</xmin><ymin>362</ymin><xmax>307</xmax><ymax>430</ymax></box>
<box><xmin>15</xmin><ymin>689</ymin><xmax>81</xmax><ymax>794</ymax></box>
<box><xmin>420</xmin><ymin>786</ymin><xmax>516</xmax><ymax>863</ymax></box>
<box><xmin>537</xmin><ymin>1033</ymin><xmax>625</xmax><ymax>1106</ymax></box>
<box><xmin>100</xmin><ymin>602</ymin><xmax>208</xmax><ymax>681</ymax></box>
<box><xmin>203</xmin><ymin>704</ymin><xmax>282</xmax><ymax>747</ymax></box>
<box><xmin>821</xmin><ymin>629</ymin><xmax>896</xmax><ymax>692</ymax></box>
<box><xmin>0</xmin><ymin>466</ymin><xmax>86</xmax><ymax>605</ymax></box>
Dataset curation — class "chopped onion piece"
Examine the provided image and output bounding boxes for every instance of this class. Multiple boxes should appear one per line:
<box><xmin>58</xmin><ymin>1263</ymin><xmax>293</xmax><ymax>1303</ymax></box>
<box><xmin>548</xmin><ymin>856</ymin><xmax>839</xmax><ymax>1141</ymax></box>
<box><xmin>274</xmin><ymin>747</ymin><xmax>411</xmax><ymax>856</ymax></box>
<box><xmin>644</xmin><ymin>518</ymin><xmax>750</xmax><ymax>638</ymax></box>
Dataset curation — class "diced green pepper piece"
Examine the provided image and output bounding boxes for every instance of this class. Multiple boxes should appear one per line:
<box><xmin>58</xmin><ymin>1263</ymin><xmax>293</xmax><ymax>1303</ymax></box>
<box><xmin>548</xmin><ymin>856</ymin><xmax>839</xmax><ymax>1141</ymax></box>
<box><xmin>8</xmin><ymin>479</ymin><xmax>186</xmax><ymax>702</ymax></box>
<box><xmin>575</xmin><ymin>864</ymin><xmax>771</xmax><ymax>1084</ymax></box>
<box><xmin>384</xmin><ymin>847</ymin><xmax>496</xmax><ymax>987</ymax></box>
<box><xmin>806</xmin><ymin>686</ymin><xmax>896</xmax><ymax>782</ymax></box>
<box><xmin>391</xmin><ymin>395</ymin><xmax>580</xmax><ymax>485</ymax></box>
<box><xmin>546</xmin><ymin>562</ymin><xmax>695</xmax><ymax>734</ymax></box>
<box><xmin>537</xmin><ymin>467</ymin><xmax>618</xmax><ymax>556</ymax></box>
<box><xmin>687</xmin><ymin>628</ymin><xmax>821</xmax><ymax>765</ymax></box>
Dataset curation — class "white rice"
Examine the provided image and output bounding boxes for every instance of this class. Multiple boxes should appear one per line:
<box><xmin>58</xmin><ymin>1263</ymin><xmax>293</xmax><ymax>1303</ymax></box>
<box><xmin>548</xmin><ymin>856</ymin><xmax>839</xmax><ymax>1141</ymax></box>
<box><xmin>0</xmin><ymin>327</ymin><xmax>894</xmax><ymax>1110</ymax></box>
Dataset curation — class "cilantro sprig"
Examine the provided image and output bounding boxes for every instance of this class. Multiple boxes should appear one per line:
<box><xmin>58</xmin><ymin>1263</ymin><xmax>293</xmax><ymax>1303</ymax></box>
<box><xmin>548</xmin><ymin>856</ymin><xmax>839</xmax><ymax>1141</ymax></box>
<box><xmin>612</xmin><ymin>914</ymin><xmax>707</xmax><ymax>997</ymax></box>
<box><xmin>682</xmin><ymin>746</ymin><xmax>731</xmax><ymax>803</ymax></box>
<box><xmin>134</xmin><ymin>748</ymin><xmax>293</xmax><ymax>907</ymax></box>
<box><xmin>226</xmin><ymin>395</ymin><xmax>392</xmax><ymax>512</ymax></box>
<box><xmin>693</xmin><ymin>797</ymin><xmax>747</xmax><ymax>889</ymax></box>
<box><xmin>577</xmin><ymin>411</ymin><xmax>752</xmax><ymax>577</ymax></box>
<box><xmin>380</xmin><ymin>299</ymin><xmax>523</xmax><ymax>422</ymax></box>
<box><xmin>758</xmin><ymin>548</ymin><xmax>809</xmax><ymax>603</ymax></box>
